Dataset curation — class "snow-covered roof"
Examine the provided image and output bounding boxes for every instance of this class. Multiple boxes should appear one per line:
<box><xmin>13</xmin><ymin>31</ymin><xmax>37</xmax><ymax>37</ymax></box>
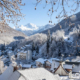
<box><xmin>52</xmin><ymin>58</ymin><xmax>60</xmax><ymax>61</ymax></box>
<box><xmin>0</xmin><ymin>69</ymin><xmax>22</xmax><ymax>80</ymax></box>
<box><xmin>0</xmin><ymin>65</ymin><xmax>13</xmax><ymax>80</ymax></box>
<box><xmin>0</xmin><ymin>66</ymin><xmax>60</xmax><ymax>80</ymax></box>
<box><xmin>18</xmin><ymin>68</ymin><xmax>60</xmax><ymax>80</ymax></box>
<box><xmin>21</xmin><ymin>64</ymin><xmax>31</xmax><ymax>68</ymax></box>
<box><xmin>63</xmin><ymin>64</ymin><xmax>72</xmax><ymax>69</ymax></box>
<box><xmin>7</xmin><ymin>71</ymin><xmax>21</xmax><ymax>80</ymax></box>
<box><xmin>49</xmin><ymin>58</ymin><xmax>60</xmax><ymax>63</ymax></box>
<box><xmin>36</xmin><ymin>58</ymin><xmax>60</xmax><ymax>64</ymax></box>
<box><xmin>36</xmin><ymin>58</ymin><xmax>47</xmax><ymax>64</ymax></box>
<box><xmin>47</xmin><ymin>58</ymin><xmax>53</xmax><ymax>63</ymax></box>
<box><xmin>60</xmin><ymin>73</ymin><xmax>80</xmax><ymax>80</ymax></box>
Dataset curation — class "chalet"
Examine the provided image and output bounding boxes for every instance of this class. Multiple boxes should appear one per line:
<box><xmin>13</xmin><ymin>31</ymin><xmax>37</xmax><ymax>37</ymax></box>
<box><xmin>36</xmin><ymin>58</ymin><xmax>47</xmax><ymax>67</ymax></box>
<box><xmin>65</xmin><ymin>61</ymin><xmax>80</xmax><ymax>73</ymax></box>
<box><xmin>45</xmin><ymin>58</ymin><xmax>60</xmax><ymax>71</ymax></box>
<box><xmin>36</xmin><ymin>58</ymin><xmax>60</xmax><ymax>69</ymax></box>
<box><xmin>54</xmin><ymin>62</ymin><xmax>72</xmax><ymax>76</ymax></box>
<box><xmin>63</xmin><ymin>64</ymin><xmax>72</xmax><ymax>72</ymax></box>
<box><xmin>17</xmin><ymin>50</ymin><xmax>32</xmax><ymax>62</ymax></box>
<box><xmin>0</xmin><ymin>66</ymin><xmax>61</xmax><ymax>80</ymax></box>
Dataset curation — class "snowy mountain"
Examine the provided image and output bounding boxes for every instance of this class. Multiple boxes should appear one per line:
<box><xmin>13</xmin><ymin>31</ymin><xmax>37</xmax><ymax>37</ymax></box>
<box><xmin>41</xmin><ymin>12</ymin><xmax>80</xmax><ymax>35</ymax></box>
<box><xmin>14</xmin><ymin>23</ymin><xmax>54</xmax><ymax>36</ymax></box>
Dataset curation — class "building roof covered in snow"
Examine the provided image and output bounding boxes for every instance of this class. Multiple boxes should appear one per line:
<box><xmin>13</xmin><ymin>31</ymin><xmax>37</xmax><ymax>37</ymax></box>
<box><xmin>0</xmin><ymin>66</ymin><xmax>60</xmax><ymax>80</ymax></box>
<box><xmin>20</xmin><ymin>63</ymin><xmax>31</xmax><ymax>68</ymax></box>
<box><xmin>18</xmin><ymin>68</ymin><xmax>60</xmax><ymax>80</ymax></box>
<box><xmin>0</xmin><ymin>65</ymin><xmax>13</xmax><ymax>80</ymax></box>
<box><xmin>63</xmin><ymin>64</ymin><xmax>72</xmax><ymax>69</ymax></box>
<box><xmin>36</xmin><ymin>58</ymin><xmax>47</xmax><ymax>64</ymax></box>
<box><xmin>48</xmin><ymin>58</ymin><xmax>60</xmax><ymax>63</ymax></box>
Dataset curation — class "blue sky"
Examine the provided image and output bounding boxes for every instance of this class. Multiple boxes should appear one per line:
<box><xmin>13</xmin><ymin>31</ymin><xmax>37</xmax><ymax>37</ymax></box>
<box><xmin>9</xmin><ymin>0</ymin><xmax>80</xmax><ymax>28</ymax></box>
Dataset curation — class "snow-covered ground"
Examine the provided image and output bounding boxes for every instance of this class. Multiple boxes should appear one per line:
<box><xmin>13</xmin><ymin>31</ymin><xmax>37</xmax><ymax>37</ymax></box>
<box><xmin>63</xmin><ymin>35</ymin><xmax>73</xmax><ymax>43</ymax></box>
<box><xmin>60</xmin><ymin>73</ymin><xmax>80</xmax><ymax>80</ymax></box>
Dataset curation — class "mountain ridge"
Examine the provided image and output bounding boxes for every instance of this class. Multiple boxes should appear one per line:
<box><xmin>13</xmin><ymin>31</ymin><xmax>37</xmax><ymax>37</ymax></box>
<box><xmin>0</xmin><ymin>22</ymin><xmax>27</xmax><ymax>45</ymax></box>
<box><xmin>14</xmin><ymin>23</ymin><xmax>54</xmax><ymax>36</ymax></box>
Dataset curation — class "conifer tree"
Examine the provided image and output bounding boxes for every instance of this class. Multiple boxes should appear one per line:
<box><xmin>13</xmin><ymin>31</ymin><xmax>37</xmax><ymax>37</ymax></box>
<box><xmin>46</xmin><ymin>30</ymin><xmax>51</xmax><ymax>55</ymax></box>
<box><xmin>32</xmin><ymin>42</ymin><xmax>35</xmax><ymax>52</ymax></box>
<box><xmin>36</xmin><ymin>44</ymin><xmax>39</xmax><ymax>53</ymax></box>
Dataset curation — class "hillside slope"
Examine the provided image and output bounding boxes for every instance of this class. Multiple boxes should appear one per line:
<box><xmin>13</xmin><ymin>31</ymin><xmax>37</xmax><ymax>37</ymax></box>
<box><xmin>0</xmin><ymin>23</ymin><xmax>27</xmax><ymax>45</ymax></box>
<box><xmin>41</xmin><ymin>12</ymin><xmax>80</xmax><ymax>35</ymax></box>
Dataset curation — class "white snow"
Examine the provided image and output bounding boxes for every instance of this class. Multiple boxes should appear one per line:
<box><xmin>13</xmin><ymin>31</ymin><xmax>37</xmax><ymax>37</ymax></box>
<box><xmin>63</xmin><ymin>64</ymin><xmax>72</xmax><ymax>69</ymax></box>
<box><xmin>48</xmin><ymin>58</ymin><xmax>60</xmax><ymax>63</ymax></box>
<box><xmin>60</xmin><ymin>73</ymin><xmax>80</xmax><ymax>80</ymax></box>
<box><xmin>21</xmin><ymin>64</ymin><xmax>31</xmax><ymax>68</ymax></box>
<box><xmin>72</xmin><ymin>56</ymin><xmax>80</xmax><ymax>62</ymax></box>
<box><xmin>36</xmin><ymin>58</ymin><xmax>47</xmax><ymax>64</ymax></box>
<box><xmin>16</xmin><ymin>23</ymin><xmax>38</xmax><ymax>31</ymax></box>
<box><xmin>0</xmin><ymin>65</ymin><xmax>13</xmax><ymax>80</ymax></box>
<box><xmin>18</xmin><ymin>68</ymin><xmax>61</xmax><ymax>80</ymax></box>
<box><xmin>63</xmin><ymin>35</ymin><xmax>73</xmax><ymax>42</ymax></box>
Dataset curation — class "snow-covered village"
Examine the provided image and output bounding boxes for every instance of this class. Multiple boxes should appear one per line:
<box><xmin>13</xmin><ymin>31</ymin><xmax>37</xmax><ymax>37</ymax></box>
<box><xmin>0</xmin><ymin>0</ymin><xmax>80</xmax><ymax>80</ymax></box>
